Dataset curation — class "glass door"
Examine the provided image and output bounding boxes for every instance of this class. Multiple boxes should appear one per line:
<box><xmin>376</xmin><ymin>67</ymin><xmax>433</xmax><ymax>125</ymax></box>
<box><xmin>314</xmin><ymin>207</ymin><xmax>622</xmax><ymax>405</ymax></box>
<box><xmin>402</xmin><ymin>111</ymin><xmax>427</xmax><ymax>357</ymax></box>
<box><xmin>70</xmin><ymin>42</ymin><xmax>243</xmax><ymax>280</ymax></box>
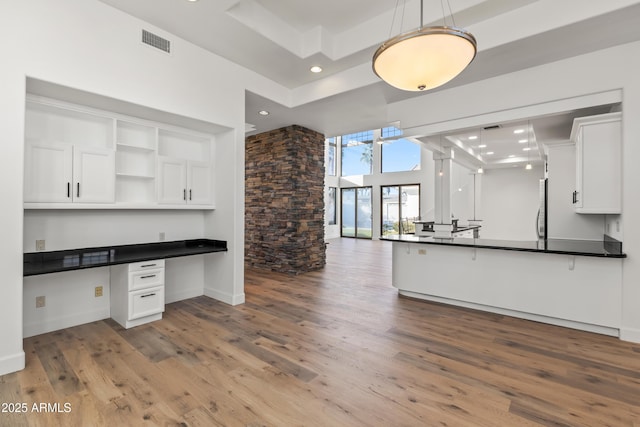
<box><xmin>381</xmin><ymin>184</ymin><xmax>420</xmax><ymax>236</ymax></box>
<box><xmin>341</xmin><ymin>187</ymin><xmax>372</xmax><ymax>239</ymax></box>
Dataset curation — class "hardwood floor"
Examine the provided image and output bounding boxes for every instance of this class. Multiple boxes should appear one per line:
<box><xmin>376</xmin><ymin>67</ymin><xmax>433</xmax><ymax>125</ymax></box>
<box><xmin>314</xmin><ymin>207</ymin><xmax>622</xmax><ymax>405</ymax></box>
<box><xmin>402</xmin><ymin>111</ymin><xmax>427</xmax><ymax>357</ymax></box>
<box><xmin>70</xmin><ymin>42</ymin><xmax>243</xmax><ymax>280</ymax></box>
<box><xmin>2</xmin><ymin>237</ymin><xmax>640</xmax><ymax>426</ymax></box>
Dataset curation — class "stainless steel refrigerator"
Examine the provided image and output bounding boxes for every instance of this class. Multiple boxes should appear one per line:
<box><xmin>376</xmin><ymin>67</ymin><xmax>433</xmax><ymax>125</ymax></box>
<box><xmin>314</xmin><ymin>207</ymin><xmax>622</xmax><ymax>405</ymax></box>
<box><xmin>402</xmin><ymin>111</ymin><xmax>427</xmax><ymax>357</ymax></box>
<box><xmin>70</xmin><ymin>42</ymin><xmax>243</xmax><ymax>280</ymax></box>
<box><xmin>537</xmin><ymin>178</ymin><xmax>548</xmax><ymax>239</ymax></box>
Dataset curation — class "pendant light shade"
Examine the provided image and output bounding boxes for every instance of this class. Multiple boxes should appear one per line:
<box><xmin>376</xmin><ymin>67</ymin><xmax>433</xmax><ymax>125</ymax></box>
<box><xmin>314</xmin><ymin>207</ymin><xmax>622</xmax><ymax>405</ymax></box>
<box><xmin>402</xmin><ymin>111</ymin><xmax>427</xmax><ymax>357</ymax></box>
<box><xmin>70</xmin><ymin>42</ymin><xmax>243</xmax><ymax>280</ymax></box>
<box><xmin>373</xmin><ymin>0</ymin><xmax>477</xmax><ymax>91</ymax></box>
<box><xmin>373</xmin><ymin>26</ymin><xmax>476</xmax><ymax>91</ymax></box>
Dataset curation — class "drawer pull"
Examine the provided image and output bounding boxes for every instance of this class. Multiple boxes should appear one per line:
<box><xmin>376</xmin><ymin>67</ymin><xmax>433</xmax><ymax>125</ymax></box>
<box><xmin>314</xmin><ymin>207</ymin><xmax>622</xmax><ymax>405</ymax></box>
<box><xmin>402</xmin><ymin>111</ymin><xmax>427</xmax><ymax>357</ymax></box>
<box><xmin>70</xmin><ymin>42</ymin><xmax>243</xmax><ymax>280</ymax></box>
<box><xmin>140</xmin><ymin>274</ymin><xmax>156</xmax><ymax>279</ymax></box>
<box><xmin>140</xmin><ymin>293</ymin><xmax>156</xmax><ymax>298</ymax></box>
<box><xmin>140</xmin><ymin>264</ymin><xmax>157</xmax><ymax>268</ymax></box>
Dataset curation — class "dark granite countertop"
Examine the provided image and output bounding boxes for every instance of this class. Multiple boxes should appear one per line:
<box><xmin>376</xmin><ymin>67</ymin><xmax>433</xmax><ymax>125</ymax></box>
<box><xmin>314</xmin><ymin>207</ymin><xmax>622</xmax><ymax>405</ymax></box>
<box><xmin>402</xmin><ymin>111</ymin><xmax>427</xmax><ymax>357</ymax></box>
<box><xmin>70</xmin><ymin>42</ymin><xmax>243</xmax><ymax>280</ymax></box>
<box><xmin>380</xmin><ymin>235</ymin><xmax>626</xmax><ymax>258</ymax></box>
<box><xmin>24</xmin><ymin>239</ymin><xmax>228</xmax><ymax>276</ymax></box>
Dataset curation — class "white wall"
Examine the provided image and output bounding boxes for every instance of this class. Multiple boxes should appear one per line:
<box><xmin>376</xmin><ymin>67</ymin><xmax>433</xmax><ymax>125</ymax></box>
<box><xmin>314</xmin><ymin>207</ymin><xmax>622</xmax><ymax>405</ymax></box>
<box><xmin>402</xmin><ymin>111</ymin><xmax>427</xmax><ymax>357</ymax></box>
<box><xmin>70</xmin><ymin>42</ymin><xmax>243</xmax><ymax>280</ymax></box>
<box><xmin>479</xmin><ymin>166</ymin><xmax>543</xmax><ymax>241</ymax></box>
<box><xmin>0</xmin><ymin>0</ymin><xmax>269</xmax><ymax>375</ymax></box>
<box><xmin>546</xmin><ymin>144</ymin><xmax>605</xmax><ymax>240</ymax></box>
<box><xmin>23</xmin><ymin>210</ymin><xmax>206</xmax><ymax>251</ymax></box>
<box><xmin>388</xmin><ymin>40</ymin><xmax>640</xmax><ymax>342</ymax></box>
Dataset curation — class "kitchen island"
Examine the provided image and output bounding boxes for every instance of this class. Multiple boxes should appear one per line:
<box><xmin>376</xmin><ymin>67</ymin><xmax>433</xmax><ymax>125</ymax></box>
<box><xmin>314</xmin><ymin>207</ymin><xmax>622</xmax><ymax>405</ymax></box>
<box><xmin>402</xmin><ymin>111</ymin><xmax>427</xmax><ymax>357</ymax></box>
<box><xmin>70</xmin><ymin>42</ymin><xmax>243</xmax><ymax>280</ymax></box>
<box><xmin>381</xmin><ymin>234</ymin><xmax>625</xmax><ymax>337</ymax></box>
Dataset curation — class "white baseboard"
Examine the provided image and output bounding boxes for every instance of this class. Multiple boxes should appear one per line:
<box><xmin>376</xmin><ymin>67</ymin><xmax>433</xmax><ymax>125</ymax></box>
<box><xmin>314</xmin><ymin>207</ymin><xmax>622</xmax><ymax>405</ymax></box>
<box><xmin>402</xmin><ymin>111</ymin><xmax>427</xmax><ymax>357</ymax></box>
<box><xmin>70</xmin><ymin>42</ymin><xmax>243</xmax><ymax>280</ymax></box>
<box><xmin>619</xmin><ymin>327</ymin><xmax>640</xmax><ymax>343</ymax></box>
<box><xmin>23</xmin><ymin>308</ymin><xmax>110</xmax><ymax>338</ymax></box>
<box><xmin>399</xmin><ymin>290</ymin><xmax>619</xmax><ymax>338</ymax></box>
<box><xmin>165</xmin><ymin>288</ymin><xmax>204</xmax><ymax>304</ymax></box>
<box><xmin>0</xmin><ymin>351</ymin><xmax>26</xmax><ymax>376</ymax></box>
<box><xmin>204</xmin><ymin>287</ymin><xmax>245</xmax><ymax>306</ymax></box>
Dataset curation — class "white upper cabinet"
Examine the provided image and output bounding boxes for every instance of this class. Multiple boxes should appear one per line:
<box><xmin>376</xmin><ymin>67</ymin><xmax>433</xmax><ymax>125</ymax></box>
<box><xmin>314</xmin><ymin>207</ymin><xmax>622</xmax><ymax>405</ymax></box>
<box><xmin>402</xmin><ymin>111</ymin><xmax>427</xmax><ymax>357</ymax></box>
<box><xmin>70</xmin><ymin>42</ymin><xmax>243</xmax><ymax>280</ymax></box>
<box><xmin>571</xmin><ymin>112</ymin><xmax>622</xmax><ymax>214</ymax></box>
<box><xmin>24</xmin><ymin>99</ymin><xmax>115</xmax><ymax>204</ymax></box>
<box><xmin>24</xmin><ymin>96</ymin><xmax>215</xmax><ymax>209</ymax></box>
<box><xmin>157</xmin><ymin>129</ymin><xmax>213</xmax><ymax>206</ymax></box>
<box><xmin>24</xmin><ymin>142</ymin><xmax>115</xmax><ymax>204</ymax></box>
<box><xmin>157</xmin><ymin>157</ymin><xmax>188</xmax><ymax>204</ymax></box>
<box><xmin>187</xmin><ymin>161</ymin><xmax>212</xmax><ymax>205</ymax></box>
<box><xmin>24</xmin><ymin>141</ymin><xmax>73</xmax><ymax>203</ymax></box>
<box><xmin>73</xmin><ymin>147</ymin><xmax>116</xmax><ymax>203</ymax></box>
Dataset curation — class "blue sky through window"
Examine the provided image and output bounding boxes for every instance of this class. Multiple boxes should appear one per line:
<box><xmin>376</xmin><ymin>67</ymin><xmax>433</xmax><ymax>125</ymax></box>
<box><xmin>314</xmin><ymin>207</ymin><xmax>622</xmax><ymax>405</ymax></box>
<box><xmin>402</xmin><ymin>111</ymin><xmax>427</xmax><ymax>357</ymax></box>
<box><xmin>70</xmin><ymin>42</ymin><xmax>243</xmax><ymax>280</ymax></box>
<box><xmin>382</xmin><ymin>127</ymin><xmax>421</xmax><ymax>173</ymax></box>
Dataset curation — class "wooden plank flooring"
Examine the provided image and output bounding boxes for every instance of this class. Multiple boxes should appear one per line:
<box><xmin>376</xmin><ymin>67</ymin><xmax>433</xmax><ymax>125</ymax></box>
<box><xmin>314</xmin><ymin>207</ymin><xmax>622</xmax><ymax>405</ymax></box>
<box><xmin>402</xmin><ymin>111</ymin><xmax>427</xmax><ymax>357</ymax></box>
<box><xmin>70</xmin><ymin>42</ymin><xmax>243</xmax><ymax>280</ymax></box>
<box><xmin>3</xmin><ymin>237</ymin><xmax>640</xmax><ymax>426</ymax></box>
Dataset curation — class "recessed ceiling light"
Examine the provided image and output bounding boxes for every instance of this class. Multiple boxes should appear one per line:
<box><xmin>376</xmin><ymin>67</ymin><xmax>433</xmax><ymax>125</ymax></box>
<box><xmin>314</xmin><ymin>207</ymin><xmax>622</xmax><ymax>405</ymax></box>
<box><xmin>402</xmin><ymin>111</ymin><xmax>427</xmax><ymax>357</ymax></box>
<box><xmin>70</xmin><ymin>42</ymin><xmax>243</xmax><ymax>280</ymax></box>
<box><xmin>310</xmin><ymin>66</ymin><xmax>323</xmax><ymax>73</ymax></box>
<box><xmin>523</xmin><ymin>147</ymin><xmax>531</xmax><ymax>151</ymax></box>
<box><xmin>187</xmin><ymin>0</ymin><xmax>199</xmax><ymax>2</ymax></box>
<box><xmin>258</xmin><ymin>110</ymin><xmax>269</xmax><ymax>116</ymax></box>
<box><xmin>468</xmin><ymin>135</ymin><xmax>478</xmax><ymax>140</ymax></box>
<box><xmin>508</xmin><ymin>154</ymin><xmax>515</xmax><ymax>158</ymax></box>
<box><xmin>514</xmin><ymin>129</ymin><xmax>525</xmax><ymax>134</ymax></box>
<box><xmin>478</xmin><ymin>144</ymin><xmax>487</xmax><ymax>148</ymax></box>
<box><xmin>518</xmin><ymin>139</ymin><xmax>528</xmax><ymax>143</ymax></box>
<box><xmin>486</xmin><ymin>151</ymin><xmax>494</xmax><ymax>155</ymax></box>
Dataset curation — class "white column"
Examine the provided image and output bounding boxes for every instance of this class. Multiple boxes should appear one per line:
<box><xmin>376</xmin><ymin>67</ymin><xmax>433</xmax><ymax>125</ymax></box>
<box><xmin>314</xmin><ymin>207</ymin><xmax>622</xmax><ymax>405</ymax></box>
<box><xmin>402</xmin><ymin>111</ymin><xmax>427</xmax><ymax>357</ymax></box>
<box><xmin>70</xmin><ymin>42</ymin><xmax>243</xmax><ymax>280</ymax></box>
<box><xmin>433</xmin><ymin>149</ymin><xmax>454</xmax><ymax>237</ymax></box>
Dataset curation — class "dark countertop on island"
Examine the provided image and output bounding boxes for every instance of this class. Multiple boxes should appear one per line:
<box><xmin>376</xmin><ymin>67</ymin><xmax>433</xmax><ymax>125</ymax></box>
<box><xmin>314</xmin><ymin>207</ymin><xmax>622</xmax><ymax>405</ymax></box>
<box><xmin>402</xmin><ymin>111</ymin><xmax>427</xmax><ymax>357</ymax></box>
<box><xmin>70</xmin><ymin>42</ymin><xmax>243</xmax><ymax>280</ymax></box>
<box><xmin>24</xmin><ymin>239</ymin><xmax>228</xmax><ymax>276</ymax></box>
<box><xmin>380</xmin><ymin>235</ymin><xmax>626</xmax><ymax>258</ymax></box>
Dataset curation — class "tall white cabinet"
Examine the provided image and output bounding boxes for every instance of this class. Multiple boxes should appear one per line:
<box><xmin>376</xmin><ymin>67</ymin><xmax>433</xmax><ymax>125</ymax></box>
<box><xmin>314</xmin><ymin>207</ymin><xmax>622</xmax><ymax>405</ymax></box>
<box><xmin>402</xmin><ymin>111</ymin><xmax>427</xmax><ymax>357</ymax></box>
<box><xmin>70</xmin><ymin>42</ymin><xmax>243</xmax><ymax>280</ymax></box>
<box><xmin>571</xmin><ymin>112</ymin><xmax>622</xmax><ymax>214</ymax></box>
<box><xmin>23</xmin><ymin>96</ymin><xmax>215</xmax><ymax>210</ymax></box>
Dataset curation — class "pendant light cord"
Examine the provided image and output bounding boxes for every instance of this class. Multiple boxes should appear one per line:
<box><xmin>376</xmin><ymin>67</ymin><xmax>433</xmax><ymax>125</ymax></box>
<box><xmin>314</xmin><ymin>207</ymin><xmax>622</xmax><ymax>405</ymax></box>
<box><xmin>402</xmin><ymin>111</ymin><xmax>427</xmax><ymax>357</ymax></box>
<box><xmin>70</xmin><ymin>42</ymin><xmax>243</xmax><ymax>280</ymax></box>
<box><xmin>388</xmin><ymin>0</ymin><xmax>401</xmax><ymax>39</ymax></box>
<box><xmin>440</xmin><ymin>0</ymin><xmax>457</xmax><ymax>27</ymax></box>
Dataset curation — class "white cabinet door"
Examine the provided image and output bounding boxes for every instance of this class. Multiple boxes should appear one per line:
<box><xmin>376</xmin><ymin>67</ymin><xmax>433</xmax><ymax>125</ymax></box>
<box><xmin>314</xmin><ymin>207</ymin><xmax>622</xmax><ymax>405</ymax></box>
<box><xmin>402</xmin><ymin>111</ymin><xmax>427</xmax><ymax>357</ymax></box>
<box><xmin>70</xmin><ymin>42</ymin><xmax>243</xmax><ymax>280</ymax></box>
<box><xmin>73</xmin><ymin>147</ymin><xmax>115</xmax><ymax>203</ymax></box>
<box><xmin>573</xmin><ymin>113</ymin><xmax>621</xmax><ymax>214</ymax></box>
<box><xmin>157</xmin><ymin>156</ymin><xmax>187</xmax><ymax>204</ymax></box>
<box><xmin>24</xmin><ymin>141</ymin><xmax>73</xmax><ymax>203</ymax></box>
<box><xmin>187</xmin><ymin>161</ymin><xmax>212</xmax><ymax>205</ymax></box>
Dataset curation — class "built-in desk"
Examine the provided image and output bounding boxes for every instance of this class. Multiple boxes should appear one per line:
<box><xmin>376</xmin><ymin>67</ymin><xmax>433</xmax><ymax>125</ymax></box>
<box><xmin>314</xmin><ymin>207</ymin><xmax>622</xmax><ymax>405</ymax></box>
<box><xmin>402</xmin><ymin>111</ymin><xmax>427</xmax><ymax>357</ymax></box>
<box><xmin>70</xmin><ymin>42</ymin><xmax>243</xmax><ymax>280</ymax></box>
<box><xmin>23</xmin><ymin>239</ymin><xmax>228</xmax><ymax>337</ymax></box>
<box><xmin>23</xmin><ymin>239</ymin><xmax>227</xmax><ymax>276</ymax></box>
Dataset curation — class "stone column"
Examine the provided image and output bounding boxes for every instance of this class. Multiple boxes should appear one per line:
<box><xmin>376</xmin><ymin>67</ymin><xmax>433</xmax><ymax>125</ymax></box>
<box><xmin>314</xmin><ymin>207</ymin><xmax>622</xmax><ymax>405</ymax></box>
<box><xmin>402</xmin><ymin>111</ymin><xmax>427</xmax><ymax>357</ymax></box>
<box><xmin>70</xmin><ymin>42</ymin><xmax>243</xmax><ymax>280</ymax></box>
<box><xmin>245</xmin><ymin>125</ymin><xmax>326</xmax><ymax>273</ymax></box>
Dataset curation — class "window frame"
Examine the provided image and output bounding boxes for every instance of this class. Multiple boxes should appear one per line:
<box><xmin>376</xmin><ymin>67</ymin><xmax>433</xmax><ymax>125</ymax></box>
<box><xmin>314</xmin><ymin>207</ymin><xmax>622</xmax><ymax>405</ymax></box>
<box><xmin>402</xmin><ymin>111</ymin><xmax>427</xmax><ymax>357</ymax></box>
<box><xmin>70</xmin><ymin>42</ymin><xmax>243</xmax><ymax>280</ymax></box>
<box><xmin>341</xmin><ymin>186</ymin><xmax>373</xmax><ymax>239</ymax></box>
<box><xmin>380</xmin><ymin>184</ymin><xmax>421</xmax><ymax>236</ymax></box>
<box><xmin>340</xmin><ymin>130</ymin><xmax>374</xmax><ymax>176</ymax></box>
<box><xmin>327</xmin><ymin>187</ymin><xmax>337</xmax><ymax>225</ymax></box>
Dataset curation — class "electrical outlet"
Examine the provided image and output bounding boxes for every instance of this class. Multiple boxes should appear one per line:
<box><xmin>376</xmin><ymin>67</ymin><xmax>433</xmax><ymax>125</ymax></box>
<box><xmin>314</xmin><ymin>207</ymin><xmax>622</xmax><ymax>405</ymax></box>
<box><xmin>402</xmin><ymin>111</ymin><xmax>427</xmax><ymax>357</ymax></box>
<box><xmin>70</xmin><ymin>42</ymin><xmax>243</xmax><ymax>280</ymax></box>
<box><xmin>36</xmin><ymin>240</ymin><xmax>46</xmax><ymax>251</ymax></box>
<box><xmin>36</xmin><ymin>296</ymin><xmax>45</xmax><ymax>308</ymax></box>
<box><xmin>159</xmin><ymin>232</ymin><xmax>165</xmax><ymax>241</ymax></box>
<box><xmin>95</xmin><ymin>286</ymin><xmax>103</xmax><ymax>297</ymax></box>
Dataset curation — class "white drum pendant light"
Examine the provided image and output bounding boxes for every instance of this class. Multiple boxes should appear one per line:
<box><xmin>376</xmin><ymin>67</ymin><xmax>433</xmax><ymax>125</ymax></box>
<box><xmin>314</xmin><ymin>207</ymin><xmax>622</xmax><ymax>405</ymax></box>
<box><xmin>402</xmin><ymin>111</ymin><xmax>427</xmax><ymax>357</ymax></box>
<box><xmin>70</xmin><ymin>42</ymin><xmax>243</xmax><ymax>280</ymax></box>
<box><xmin>373</xmin><ymin>0</ymin><xmax>477</xmax><ymax>91</ymax></box>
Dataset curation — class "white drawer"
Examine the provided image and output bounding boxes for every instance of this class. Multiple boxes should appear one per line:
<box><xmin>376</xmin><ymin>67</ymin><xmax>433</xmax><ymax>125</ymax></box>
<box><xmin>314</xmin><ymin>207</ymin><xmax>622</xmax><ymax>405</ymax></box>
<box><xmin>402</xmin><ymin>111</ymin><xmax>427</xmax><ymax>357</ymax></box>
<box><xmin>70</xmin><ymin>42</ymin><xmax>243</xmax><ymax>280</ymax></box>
<box><xmin>128</xmin><ymin>286</ymin><xmax>165</xmax><ymax>321</ymax></box>
<box><xmin>129</xmin><ymin>268</ymin><xmax>164</xmax><ymax>291</ymax></box>
<box><xmin>128</xmin><ymin>259</ymin><xmax>165</xmax><ymax>273</ymax></box>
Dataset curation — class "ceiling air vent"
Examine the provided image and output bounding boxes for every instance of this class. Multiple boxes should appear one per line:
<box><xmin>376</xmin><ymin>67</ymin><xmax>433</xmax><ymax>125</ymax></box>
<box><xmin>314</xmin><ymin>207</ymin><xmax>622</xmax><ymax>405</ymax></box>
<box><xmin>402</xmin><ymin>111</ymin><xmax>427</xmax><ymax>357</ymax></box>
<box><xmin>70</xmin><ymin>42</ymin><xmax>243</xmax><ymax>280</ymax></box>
<box><xmin>142</xmin><ymin>29</ymin><xmax>171</xmax><ymax>54</ymax></box>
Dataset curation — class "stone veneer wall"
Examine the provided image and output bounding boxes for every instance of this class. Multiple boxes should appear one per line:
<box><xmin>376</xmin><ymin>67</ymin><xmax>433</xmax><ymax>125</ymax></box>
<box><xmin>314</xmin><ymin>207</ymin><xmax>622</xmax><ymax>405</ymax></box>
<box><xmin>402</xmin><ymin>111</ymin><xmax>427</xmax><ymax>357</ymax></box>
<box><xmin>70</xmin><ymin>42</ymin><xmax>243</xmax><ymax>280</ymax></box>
<box><xmin>245</xmin><ymin>125</ymin><xmax>326</xmax><ymax>273</ymax></box>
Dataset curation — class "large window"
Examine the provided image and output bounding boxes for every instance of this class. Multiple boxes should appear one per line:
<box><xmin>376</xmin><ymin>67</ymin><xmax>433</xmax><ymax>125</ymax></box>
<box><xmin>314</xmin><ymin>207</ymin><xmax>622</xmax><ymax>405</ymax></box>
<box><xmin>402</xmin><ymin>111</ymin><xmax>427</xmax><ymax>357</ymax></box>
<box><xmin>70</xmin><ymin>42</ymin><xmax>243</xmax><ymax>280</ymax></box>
<box><xmin>381</xmin><ymin>127</ymin><xmax>421</xmax><ymax>173</ymax></box>
<box><xmin>327</xmin><ymin>187</ymin><xmax>336</xmax><ymax>225</ymax></box>
<box><xmin>381</xmin><ymin>185</ymin><xmax>420</xmax><ymax>236</ymax></box>
<box><xmin>341</xmin><ymin>187</ymin><xmax>372</xmax><ymax>238</ymax></box>
<box><xmin>341</xmin><ymin>130</ymin><xmax>373</xmax><ymax>176</ymax></box>
<box><xmin>326</xmin><ymin>137</ymin><xmax>337</xmax><ymax>176</ymax></box>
